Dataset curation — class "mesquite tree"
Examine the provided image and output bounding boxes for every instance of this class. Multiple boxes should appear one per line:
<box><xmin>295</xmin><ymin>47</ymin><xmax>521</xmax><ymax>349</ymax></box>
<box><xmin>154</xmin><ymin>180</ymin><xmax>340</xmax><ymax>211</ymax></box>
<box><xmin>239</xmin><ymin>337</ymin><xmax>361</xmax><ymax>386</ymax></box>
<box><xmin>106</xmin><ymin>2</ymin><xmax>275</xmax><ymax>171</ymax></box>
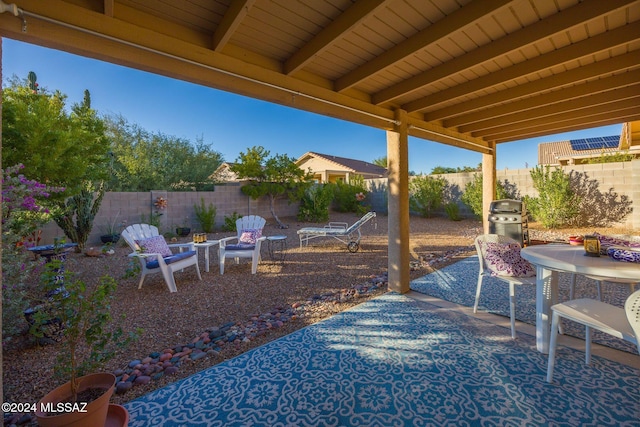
<box><xmin>231</xmin><ymin>146</ymin><xmax>313</xmax><ymax>228</ymax></box>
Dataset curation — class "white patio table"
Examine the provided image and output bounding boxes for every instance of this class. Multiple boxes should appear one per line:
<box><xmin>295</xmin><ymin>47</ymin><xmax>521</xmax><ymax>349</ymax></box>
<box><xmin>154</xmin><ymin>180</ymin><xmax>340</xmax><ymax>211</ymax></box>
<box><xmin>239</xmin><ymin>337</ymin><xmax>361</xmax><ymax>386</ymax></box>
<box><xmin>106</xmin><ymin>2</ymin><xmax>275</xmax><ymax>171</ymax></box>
<box><xmin>520</xmin><ymin>244</ymin><xmax>640</xmax><ymax>354</ymax></box>
<box><xmin>193</xmin><ymin>240</ymin><xmax>220</xmax><ymax>273</ymax></box>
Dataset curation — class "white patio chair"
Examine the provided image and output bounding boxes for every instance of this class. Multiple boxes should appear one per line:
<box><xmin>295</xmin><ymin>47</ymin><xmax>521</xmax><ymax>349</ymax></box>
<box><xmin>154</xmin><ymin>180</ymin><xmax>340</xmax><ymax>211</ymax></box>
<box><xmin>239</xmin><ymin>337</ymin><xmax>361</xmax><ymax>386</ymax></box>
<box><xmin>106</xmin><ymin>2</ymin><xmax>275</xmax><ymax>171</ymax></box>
<box><xmin>219</xmin><ymin>215</ymin><xmax>266</xmax><ymax>274</ymax></box>
<box><xmin>121</xmin><ymin>224</ymin><xmax>201</xmax><ymax>293</ymax></box>
<box><xmin>474</xmin><ymin>234</ymin><xmax>537</xmax><ymax>339</ymax></box>
<box><xmin>547</xmin><ymin>290</ymin><xmax>640</xmax><ymax>383</ymax></box>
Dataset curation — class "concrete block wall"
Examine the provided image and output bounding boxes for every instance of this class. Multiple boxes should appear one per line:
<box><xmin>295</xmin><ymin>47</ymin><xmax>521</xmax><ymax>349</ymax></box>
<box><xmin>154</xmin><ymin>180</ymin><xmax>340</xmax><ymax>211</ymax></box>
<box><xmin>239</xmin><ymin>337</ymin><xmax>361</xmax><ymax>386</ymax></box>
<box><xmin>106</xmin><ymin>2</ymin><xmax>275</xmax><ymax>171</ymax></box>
<box><xmin>38</xmin><ymin>184</ymin><xmax>300</xmax><ymax>246</ymax></box>
<box><xmin>366</xmin><ymin>160</ymin><xmax>639</xmax><ymax>229</ymax></box>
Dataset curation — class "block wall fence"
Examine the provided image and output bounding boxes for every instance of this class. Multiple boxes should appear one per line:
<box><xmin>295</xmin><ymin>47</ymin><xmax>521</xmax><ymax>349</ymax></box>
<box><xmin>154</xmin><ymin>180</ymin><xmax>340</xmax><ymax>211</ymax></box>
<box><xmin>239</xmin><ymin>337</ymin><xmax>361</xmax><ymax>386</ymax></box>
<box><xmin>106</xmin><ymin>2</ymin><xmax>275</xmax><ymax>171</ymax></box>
<box><xmin>367</xmin><ymin>159</ymin><xmax>640</xmax><ymax>229</ymax></box>
<box><xmin>39</xmin><ymin>184</ymin><xmax>300</xmax><ymax>246</ymax></box>
<box><xmin>38</xmin><ymin>160</ymin><xmax>638</xmax><ymax>246</ymax></box>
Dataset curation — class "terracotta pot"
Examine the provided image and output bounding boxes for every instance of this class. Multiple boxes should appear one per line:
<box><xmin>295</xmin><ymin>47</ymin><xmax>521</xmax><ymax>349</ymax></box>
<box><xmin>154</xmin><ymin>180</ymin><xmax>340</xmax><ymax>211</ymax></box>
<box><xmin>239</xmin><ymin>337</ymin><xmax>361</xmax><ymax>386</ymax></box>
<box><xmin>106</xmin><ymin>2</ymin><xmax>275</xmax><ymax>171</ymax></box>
<box><xmin>35</xmin><ymin>373</ymin><xmax>116</xmax><ymax>427</ymax></box>
<box><xmin>106</xmin><ymin>404</ymin><xmax>129</xmax><ymax>427</ymax></box>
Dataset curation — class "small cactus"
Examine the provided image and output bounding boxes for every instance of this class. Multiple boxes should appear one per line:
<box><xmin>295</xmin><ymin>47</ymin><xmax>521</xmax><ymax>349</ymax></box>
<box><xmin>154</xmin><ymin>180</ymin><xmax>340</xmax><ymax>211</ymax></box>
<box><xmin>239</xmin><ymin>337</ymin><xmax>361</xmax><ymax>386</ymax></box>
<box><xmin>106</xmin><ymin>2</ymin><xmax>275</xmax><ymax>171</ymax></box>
<box><xmin>27</xmin><ymin>71</ymin><xmax>39</xmax><ymax>93</ymax></box>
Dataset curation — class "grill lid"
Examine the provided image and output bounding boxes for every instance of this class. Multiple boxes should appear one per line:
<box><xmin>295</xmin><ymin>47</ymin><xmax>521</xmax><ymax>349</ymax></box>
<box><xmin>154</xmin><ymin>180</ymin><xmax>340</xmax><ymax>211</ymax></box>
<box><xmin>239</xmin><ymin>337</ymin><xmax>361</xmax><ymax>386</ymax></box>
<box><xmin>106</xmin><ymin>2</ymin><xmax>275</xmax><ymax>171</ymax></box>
<box><xmin>489</xmin><ymin>199</ymin><xmax>524</xmax><ymax>214</ymax></box>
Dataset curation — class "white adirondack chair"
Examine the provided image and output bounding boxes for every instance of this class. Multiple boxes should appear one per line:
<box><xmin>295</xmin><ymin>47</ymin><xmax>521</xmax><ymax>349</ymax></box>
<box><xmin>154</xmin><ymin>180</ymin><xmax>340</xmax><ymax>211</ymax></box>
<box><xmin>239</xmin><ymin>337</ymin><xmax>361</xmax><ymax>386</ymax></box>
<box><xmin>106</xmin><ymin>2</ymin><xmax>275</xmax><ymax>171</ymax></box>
<box><xmin>121</xmin><ymin>224</ymin><xmax>202</xmax><ymax>292</ymax></box>
<box><xmin>218</xmin><ymin>215</ymin><xmax>267</xmax><ymax>274</ymax></box>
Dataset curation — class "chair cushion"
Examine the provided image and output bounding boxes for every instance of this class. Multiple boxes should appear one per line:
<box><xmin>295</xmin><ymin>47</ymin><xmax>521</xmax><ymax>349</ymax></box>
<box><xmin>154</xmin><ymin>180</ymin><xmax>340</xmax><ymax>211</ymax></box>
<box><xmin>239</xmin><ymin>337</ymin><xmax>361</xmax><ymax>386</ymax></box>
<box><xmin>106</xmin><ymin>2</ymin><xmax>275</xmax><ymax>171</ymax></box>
<box><xmin>136</xmin><ymin>235</ymin><xmax>172</xmax><ymax>262</ymax></box>
<box><xmin>145</xmin><ymin>250</ymin><xmax>196</xmax><ymax>269</ymax></box>
<box><xmin>225</xmin><ymin>243</ymin><xmax>256</xmax><ymax>251</ymax></box>
<box><xmin>480</xmin><ymin>241</ymin><xmax>535</xmax><ymax>277</ymax></box>
<box><xmin>239</xmin><ymin>228</ymin><xmax>262</xmax><ymax>244</ymax></box>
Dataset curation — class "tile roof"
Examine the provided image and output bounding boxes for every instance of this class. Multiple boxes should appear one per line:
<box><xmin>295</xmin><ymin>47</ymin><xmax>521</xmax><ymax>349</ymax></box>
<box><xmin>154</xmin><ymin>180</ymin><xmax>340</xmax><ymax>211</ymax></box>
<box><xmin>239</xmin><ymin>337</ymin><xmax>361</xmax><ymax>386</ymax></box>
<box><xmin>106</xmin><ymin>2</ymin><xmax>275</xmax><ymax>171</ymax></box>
<box><xmin>538</xmin><ymin>138</ymin><xmax>620</xmax><ymax>165</ymax></box>
<box><xmin>301</xmin><ymin>152</ymin><xmax>387</xmax><ymax>177</ymax></box>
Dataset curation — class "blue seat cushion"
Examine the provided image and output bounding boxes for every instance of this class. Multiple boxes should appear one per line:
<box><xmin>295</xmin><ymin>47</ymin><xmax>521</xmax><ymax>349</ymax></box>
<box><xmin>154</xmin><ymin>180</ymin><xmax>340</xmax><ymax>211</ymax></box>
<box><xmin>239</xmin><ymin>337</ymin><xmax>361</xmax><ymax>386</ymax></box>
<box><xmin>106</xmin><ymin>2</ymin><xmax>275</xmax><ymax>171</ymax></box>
<box><xmin>225</xmin><ymin>244</ymin><xmax>255</xmax><ymax>251</ymax></box>
<box><xmin>146</xmin><ymin>250</ymin><xmax>196</xmax><ymax>269</ymax></box>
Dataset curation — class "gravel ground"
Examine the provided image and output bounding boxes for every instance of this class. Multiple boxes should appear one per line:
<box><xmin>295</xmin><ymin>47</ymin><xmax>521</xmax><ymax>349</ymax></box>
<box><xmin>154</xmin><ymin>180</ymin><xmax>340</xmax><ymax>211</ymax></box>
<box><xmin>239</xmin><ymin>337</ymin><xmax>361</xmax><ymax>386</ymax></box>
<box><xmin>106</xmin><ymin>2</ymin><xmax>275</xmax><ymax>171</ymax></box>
<box><xmin>2</xmin><ymin>211</ymin><xmax>635</xmax><ymax>422</ymax></box>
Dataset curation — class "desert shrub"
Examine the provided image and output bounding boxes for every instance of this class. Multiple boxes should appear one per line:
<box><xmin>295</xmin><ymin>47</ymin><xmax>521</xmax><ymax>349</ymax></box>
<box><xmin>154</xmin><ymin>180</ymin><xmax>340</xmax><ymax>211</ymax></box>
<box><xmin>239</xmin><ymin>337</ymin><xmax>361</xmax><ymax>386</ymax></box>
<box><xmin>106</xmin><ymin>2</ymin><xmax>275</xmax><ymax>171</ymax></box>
<box><xmin>524</xmin><ymin>166</ymin><xmax>580</xmax><ymax>228</ymax></box>
<box><xmin>409</xmin><ymin>174</ymin><xmax>447</xmax><ymax>217</ymax></box>
<box><xmin>331</xmin><ymin>175</ymin><xmax>368</xmax><ymax>214</ymax></box>
<box><xmin>194</xmin><ymin>198</ymin><xmax>217</xmax><ymax>232</ymax></box>
<box><xmin>222</xmin><ymin>212</ymin><xmax>241</xmax><ymax>232</ymax></box>
<box><xmin>298</xmin><ymin>184</ymin><xmax>334</xmax><ymax>222</ymax></box>
<box><xmin>444</xmin><ymin>202</ymin><xmax>463</xmax><ymax>221</ymax></box>
<box><xmin>461</xmin><ymin>173</ymin><xmax>510</xmax><ymax>218</ymax></box>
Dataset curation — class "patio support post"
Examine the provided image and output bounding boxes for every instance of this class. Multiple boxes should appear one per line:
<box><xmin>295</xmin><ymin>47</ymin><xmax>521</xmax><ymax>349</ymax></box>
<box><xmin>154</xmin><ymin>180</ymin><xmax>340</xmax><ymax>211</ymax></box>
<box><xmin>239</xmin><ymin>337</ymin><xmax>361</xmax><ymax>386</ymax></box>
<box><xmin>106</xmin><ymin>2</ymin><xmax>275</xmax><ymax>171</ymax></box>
<box><xmin>482</xmin><ymin>143</ymin><xmax>496</xmax><ymax>234</ymax></box>
<box><xmin>387</xmin><ymin>109</ymin><xmax>410</xmax><ymax>294</ymax></box>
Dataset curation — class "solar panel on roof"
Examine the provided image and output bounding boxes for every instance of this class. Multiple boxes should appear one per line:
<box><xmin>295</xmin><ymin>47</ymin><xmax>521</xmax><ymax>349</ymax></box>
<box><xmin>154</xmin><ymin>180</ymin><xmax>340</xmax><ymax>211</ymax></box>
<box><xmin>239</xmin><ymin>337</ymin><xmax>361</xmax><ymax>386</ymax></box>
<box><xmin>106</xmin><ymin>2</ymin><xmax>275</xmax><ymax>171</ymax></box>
<box><xmin>569</xmin><ymin>135</ymin><xmax>619</xmax><ymax>151</ymax></box>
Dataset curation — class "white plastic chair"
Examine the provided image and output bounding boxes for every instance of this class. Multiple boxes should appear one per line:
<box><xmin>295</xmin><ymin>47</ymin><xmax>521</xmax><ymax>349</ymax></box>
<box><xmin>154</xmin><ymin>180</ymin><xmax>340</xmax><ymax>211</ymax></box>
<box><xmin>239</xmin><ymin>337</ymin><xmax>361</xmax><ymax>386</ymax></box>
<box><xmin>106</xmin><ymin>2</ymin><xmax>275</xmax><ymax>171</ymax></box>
<box><xmin>218</xmin><ymin>215</ymin><xmax>266</xmax><ymax>274</ymax></box>
<box><xmin>474</xmin><ymin>234</ymin><xmax>537</xmax><ymax>339</ymax></box>
<box><xmin>547</xmin><ymin>290</ymin><xmax>640</xmax><ymax>383</ymax></box>
<box><xmin>121</xmin><ymin>224</ymin><xmax>201</xmax><ymax>293</ymax></box>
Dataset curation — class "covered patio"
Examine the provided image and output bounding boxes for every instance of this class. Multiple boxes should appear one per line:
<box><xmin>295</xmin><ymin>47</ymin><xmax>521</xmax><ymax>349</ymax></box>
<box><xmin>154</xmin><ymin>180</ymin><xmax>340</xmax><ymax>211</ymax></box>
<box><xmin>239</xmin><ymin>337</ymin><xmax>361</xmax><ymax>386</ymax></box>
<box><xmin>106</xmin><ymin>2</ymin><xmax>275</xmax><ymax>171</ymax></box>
<box><xmin>1</xmin><ymin>0</ymin><xmax>639</xmax><ymax>294</ymax></box>
<box><xmin>1</xmin><ymin>0</ymin><xmax>640</xmax><ymax>422</ymax></box>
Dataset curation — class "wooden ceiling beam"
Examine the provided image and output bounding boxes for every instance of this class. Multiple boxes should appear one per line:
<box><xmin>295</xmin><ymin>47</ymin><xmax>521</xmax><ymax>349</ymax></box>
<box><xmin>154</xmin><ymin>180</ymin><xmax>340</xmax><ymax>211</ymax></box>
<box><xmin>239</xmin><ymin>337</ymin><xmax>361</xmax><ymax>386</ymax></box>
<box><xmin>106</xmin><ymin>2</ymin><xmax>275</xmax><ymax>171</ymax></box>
<box><xmin>470</xmin><ymin>92</ymin><xmax>640</xmax><ymax>137</ymax></box>
<box><xmin>212</xmin><ymin>0</ymin><xmax>256</xmax><ymax>52</ymax></box>
<box><xmin>493</xmin><ymin>110</ymin><xmax>640</xmax><ymax>144</ymax></box>
<box><xmin>403</xmin><ymin>22</ymin><xmax>640</xmax><ymax>113</ymax></box>
<box><xmin>103</xmin><ymin>0</ymin><xmax>114</xmax><ymax>17</ymax></box>
<box><xmin>452</xmin><ymin>69</ymin><xmax>640</xmax><ymax>131</ymax></box>
<box><xmin>426</xmin><ymin>52</ymin><xmax>640</xmax><ymax>122</ymax></box>
<box><xmin>373</xmin><ymin>0</ymin><xmax>635</xmax><ymax>105</ymax></box>
<box><xmin>0</xmin><ymin>2</ymin><xmax>399</xmax><ymax>130</ymax></box>
<box><xmin>284</xmin><ymin>0</ymin><xmax>388</xmax><ymax>75</ymax></box>
<box><xmin>486</xmin><ymin>106</ymin><xmax>640</xmax><ymax>142</ymax></box>
<box><xmin>335</xmin><ymin>0</ymin><xmax>513</xmax><ymax>92</ymax></box>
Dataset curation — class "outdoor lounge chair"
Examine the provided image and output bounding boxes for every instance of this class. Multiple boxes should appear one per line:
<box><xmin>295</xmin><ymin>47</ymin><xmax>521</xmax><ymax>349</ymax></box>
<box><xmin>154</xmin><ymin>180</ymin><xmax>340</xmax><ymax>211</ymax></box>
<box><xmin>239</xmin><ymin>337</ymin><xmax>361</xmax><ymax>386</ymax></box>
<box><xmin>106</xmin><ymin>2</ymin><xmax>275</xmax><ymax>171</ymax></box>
<box><xmin>297</xmin><ymin>211</ymin><xmax>376</xmax><ymax>253</ymax></box>
<box><xmin>219</xmin><ymin>215</ymin><xmax>266</xmax><ymax>274</ymax></box>
<box><xmin>121</xmin><ymin>223</ymin><xmax>201</xmax><ymax>293</ymax></box>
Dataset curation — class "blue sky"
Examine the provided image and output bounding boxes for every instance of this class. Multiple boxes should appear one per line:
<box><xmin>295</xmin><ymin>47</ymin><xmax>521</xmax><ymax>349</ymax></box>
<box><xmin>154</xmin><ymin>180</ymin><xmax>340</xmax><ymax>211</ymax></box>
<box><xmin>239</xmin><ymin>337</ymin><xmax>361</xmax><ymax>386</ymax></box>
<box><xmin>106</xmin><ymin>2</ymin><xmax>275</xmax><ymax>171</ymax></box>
<box><xmin>2</xmin><ymin>39</ymin><xmax>623</xmax><ymax>174</ymax></box>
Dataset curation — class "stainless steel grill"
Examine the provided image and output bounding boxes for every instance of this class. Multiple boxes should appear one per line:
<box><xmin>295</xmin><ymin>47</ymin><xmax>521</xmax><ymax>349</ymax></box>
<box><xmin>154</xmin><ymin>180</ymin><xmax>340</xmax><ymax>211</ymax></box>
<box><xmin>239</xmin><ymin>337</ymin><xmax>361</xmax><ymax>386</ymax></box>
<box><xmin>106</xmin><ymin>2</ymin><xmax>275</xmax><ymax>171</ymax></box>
<box><xmin>488</xmin><ymin>199</ymin><xmax>529</xmax><ymax>246</ymax></box>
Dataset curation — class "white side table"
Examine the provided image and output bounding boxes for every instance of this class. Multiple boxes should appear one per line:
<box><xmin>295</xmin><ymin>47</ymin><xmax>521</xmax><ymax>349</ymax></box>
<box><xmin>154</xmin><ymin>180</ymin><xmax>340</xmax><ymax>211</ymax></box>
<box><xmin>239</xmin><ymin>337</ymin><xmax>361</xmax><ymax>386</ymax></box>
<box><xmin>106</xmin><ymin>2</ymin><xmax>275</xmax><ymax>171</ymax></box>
<box><xmin>193</xmin><ymin>240</ymin><xmax>220</xmax><ymax>272</ymax></box>
<box><xmin>266</xmin><ymin>235</ymin><xmax>287</xmax><ymax>263</ymax></box>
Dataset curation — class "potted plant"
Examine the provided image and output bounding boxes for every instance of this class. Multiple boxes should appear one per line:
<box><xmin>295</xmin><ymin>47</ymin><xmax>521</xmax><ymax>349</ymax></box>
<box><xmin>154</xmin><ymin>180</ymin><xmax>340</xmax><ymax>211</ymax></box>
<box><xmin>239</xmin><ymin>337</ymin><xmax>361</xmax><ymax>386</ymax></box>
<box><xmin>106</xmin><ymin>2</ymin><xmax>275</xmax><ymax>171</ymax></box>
<box><xmin>33</xmin><ymin>262</ymin><xmax>138</xmax><ymax>427</ymax></box>
<box><xmin>100</xmin><ymin>214</ymin><xmax>125</xmax><ymax>244</ymax></box>
<box><xmin>175</xmin><ymin>217</ymin><xmax>191</xmax><ymax>237</ymax></box>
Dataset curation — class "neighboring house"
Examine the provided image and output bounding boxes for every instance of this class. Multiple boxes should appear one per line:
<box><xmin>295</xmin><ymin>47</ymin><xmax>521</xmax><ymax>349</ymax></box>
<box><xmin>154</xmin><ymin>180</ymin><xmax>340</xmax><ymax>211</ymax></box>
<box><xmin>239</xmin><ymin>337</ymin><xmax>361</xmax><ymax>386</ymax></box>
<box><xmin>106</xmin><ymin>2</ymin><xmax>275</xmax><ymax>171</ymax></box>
<box><xmin>210</xmin><ymin>162</ymin><xmax>240</xmax><ymax>182</ymax></box>
<box><xmin>538</xmin><ymin>121</ymin><xmax>640</xmax><ymax>166</ymax></box>
<box><xmin>296</xmin><ymin>152</ymin><xmax>387</xmax><ymax>184</ymax></box>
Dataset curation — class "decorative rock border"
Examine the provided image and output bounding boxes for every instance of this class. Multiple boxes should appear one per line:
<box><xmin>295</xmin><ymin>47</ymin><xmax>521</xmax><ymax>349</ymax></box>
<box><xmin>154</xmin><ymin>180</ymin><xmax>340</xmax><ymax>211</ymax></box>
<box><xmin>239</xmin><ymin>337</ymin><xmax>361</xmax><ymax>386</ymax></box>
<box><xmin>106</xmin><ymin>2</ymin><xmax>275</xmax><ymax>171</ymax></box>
<box><xmin>113</xmin><ymin>271</ymin><xmax>389</xmax><ymax>395</ymax></box>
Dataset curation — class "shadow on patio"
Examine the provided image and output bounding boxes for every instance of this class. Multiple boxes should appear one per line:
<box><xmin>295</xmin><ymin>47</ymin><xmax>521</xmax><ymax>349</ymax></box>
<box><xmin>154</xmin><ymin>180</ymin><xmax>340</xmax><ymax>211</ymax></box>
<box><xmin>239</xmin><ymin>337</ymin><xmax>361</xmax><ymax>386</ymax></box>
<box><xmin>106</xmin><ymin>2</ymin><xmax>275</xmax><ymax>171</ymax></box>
<box><xmin>124</xmin><ymin>290</ymin><xmax>640</xmax><ymax>426</ymax></box>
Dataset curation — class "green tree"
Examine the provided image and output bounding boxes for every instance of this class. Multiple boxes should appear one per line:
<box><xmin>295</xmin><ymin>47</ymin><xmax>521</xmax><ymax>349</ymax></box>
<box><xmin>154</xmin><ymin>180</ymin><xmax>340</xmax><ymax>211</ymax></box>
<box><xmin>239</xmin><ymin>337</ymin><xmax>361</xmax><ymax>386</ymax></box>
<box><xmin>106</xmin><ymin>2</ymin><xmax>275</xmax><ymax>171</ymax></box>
<box><xmin>372</xmin><ymin>156</ymin><xmax>387</xmax><ymax>167</ymax></box>
<box><xmin>2</xmin><ymin>76</ymin><xmax>110</xmax><ymax>196</ymax></box>
<box><xmin>460</xmin><ymin>173</ymin><xmax>510</xmax><ymax>218</ymax></box>
<box><xmin>524</xmin><ymin>166</ymin><xmax>580</xmax><ymax>228</ymax></box>
<box><xmin>409</xmin><ymin>174</ymin><xmax>447</xmax><ymax>217</ymax></box>
<box><xmin>105</xmin><ymin>114</ymin><xmax>224</xmax><ymax>191</ymax></box>
<box><xmin>231</xmin><ymin>146</ymin><xmax>313</xmax><ymax>228</ymax></box>
<box><xmin>2</xmin><ymin>76</ymin><xmax>111</xmax><ymax>250</ymax></box>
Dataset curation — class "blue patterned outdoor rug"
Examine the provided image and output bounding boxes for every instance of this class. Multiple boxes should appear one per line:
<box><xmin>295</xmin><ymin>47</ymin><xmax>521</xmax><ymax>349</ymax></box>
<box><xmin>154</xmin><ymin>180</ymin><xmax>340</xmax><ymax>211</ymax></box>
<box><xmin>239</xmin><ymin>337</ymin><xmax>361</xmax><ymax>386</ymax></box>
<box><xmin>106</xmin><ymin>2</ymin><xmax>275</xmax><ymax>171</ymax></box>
<box><xmin>411</xmin><ymin>255</ymin><xmax>639</xmax><ymax>354</ymax></box>
<box><xmin>125</xmin><ymin>293</ymin><xmax>639</xmax><ymax>426</ymax></box>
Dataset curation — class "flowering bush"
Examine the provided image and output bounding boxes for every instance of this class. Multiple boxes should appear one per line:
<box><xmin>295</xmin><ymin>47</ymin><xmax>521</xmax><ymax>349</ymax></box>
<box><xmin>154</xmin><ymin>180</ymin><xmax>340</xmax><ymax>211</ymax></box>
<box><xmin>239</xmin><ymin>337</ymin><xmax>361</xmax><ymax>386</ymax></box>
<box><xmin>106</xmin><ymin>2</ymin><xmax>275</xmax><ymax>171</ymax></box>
<box><xmin>2</xmin><ymin>164</ymin><xmax>64</xmax><ymax>240</ymax></box>
<box><xmin>2</xmin><ymin>164</ymin><xmax>64</xmax><ymax>340</ymax></box>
